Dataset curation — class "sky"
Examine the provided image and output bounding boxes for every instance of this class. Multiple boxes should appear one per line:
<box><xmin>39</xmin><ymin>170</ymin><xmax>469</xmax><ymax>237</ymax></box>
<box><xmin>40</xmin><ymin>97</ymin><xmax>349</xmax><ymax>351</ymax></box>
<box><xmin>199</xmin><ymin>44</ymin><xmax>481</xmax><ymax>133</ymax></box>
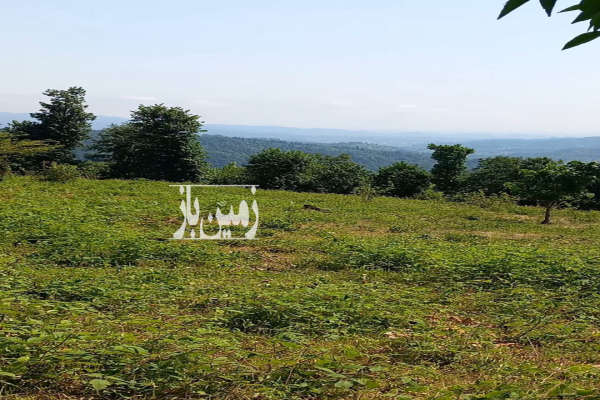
<box><xmin>1</xmin><ymin>1</ymin><xmax>599</xmax><ymax>136</ymax></box>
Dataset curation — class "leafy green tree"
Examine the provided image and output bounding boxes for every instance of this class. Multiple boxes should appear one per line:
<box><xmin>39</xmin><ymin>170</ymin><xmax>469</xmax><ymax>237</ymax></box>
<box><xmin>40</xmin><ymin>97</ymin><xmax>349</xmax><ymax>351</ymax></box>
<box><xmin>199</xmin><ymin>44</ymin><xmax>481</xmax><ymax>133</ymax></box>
<box><xmin>499</xmin><ymin>0</ymin><xmax>600</xmax><ymax>49</ymax></box>
<box><xmin>93</xmin><ymin>104</ymin><xmax>208</xmax><ymax>181</ymax></box>
<box><xmin>427</xmin><ymin>144</ymin><xmax>474</xmax><ymax>194</ymax></box>
<box><xmin>507</xmin><ymin>160</ymin><xmax>592</xmax><ymax>224</ymax></box>
<box><xmin>7</xmin><ymin>87</ymin><xmax>95</xmax><ymax>162</ymax></box>
<box><xmin>246</xmin><ymin>149</ymin><xmax>368</xmax><ymax>194</ymax></box>
<box><xmin>520</xmin><ymin>157</ymin><xmax>556</xmax><ymax>171</ymax></box>
<box><xmin>303</xmin><ymin>154</ymin><xmax>369</xmax><ymax>194</ymax></box>
<box><xmin>465</xmin><ymin>156</ymin><xmax>523</xmax><ymax>195</ymax></box>
<box><xmin>246</xmin><ymin>148</ymin><xmax>314</xmax><ymax>190</ymax></box>
<box><xmin>374</xmin><ymin>162</ymin><xmax>431</xmax><ymax>197</ymax></box>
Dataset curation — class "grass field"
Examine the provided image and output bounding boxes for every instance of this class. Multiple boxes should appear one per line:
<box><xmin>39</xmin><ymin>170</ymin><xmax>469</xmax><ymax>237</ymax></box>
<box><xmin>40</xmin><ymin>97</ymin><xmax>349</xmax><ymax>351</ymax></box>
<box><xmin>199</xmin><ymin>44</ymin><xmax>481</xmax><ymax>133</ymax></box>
<box><xmin>2</xmin><ymin>176</ymin><xmax>600</xmax><ymax>399</ymax></box>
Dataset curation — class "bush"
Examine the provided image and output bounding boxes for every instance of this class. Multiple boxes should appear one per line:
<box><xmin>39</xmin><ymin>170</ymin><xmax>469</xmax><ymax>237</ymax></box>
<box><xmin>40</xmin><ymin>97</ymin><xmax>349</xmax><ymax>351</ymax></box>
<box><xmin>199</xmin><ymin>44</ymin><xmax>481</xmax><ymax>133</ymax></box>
<box><xmin>246</xmin><ymin>148</ymin><xmax>313</xmax><ymax>190</ymax></box>
<box><xmin>78</xmin><ymin>161</ymin><xmax>111</xmax><ymax>179</ymax></box>
<box><xmin>355</xmin><ymin>181</ymin><xmax>377</xmax><ymax>201</ymax></box>
<box><xmin>374</xmin><ymin>162</ymin><xmax>431</xmax><ymax>197</ymax></box>
<box><xmin>246</xmin><ymin>149</ymin><xmax>367</xmax><ymax>194</ymax></box>
<box><xmin>208</xmin><ymin>162</ymin><xmax>248</xmax><ymax>184</ymax></box>
<box><xmin>0</xmin><ymin>157</ymin><xmax>10</xmax><ymax>180</ymax></box>
<box><xmin>302</xmin><ymin>154</ymin><xmax>369</xmax><ymax>194</ymax></box>
<box><xmin>40</xmin><ymin>162</ymin><xmax>80</xmax><ymax>182</ymax></box>
<box><xmin>414</xmin><ymin>188</ymin><xmax>445</xmax><ymax>201</ymax></box>
<box><xmin>452</xmin><ymin>190</ymin><xmax>518</xmax><ymax>210</ymax></box>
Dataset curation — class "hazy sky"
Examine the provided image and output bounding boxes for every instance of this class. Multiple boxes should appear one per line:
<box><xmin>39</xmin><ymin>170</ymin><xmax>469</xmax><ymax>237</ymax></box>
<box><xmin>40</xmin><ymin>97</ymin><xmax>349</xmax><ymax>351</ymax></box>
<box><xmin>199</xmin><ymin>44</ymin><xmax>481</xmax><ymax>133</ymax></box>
<box><xmin>1</xmin><ymin>1</ymin><xmax>599</xmax><ymax>136</ymax></box>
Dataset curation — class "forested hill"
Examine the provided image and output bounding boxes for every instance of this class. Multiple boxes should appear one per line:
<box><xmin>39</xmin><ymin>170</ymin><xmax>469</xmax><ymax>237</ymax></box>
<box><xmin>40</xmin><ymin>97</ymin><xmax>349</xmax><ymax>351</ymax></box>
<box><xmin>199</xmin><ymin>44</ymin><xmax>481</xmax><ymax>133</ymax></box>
<box><xmin>197</xmin><ymin>134</ymin><xmax>433</xmax><ymax>170</ymax></box>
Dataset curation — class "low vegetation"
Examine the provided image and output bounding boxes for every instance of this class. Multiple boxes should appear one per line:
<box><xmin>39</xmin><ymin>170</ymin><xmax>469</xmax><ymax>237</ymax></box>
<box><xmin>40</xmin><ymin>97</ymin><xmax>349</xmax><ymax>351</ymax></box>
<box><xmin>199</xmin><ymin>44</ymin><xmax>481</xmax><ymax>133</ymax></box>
<box><xmin>1</xmin><ymin>176</ymin><xmax>600</xmax><ymax>399</ymax></box>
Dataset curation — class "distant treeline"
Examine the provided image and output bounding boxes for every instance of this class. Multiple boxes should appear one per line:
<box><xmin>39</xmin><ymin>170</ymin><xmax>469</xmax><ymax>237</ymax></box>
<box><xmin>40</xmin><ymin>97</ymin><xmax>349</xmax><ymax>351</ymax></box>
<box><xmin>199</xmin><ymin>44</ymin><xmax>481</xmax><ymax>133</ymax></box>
<box><xmin>2</xmin><ymin>86</ymin><xmax>599</xmax><ymax>224</ymax></box>
<box><xmin>197</xmin><ymin>134</ymin><xmax>433</xmax><ymax>171</ymax></box>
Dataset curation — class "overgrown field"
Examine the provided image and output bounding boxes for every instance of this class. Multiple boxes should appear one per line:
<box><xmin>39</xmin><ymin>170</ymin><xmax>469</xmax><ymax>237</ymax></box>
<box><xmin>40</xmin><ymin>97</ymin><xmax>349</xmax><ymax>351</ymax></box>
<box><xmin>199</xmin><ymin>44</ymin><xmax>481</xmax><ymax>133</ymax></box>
<box><xmin>2</xmin><ymin>177</ymin><xmax>600</xmax><ymax>399</ymax></box>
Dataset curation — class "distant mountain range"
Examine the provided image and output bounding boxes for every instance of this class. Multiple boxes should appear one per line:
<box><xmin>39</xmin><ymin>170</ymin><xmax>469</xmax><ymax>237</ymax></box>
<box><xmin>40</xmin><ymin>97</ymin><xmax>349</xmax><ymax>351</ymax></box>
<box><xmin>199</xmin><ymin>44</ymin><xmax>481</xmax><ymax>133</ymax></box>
<box><xmin>0</xmin><ymin>112</ymin><xmax>127</xmax><ymax>131</ymax></box>
<box><xmin>3</xmin><ymin>112</ymin><xmax>600</xmax><ymax>169</ymax></box>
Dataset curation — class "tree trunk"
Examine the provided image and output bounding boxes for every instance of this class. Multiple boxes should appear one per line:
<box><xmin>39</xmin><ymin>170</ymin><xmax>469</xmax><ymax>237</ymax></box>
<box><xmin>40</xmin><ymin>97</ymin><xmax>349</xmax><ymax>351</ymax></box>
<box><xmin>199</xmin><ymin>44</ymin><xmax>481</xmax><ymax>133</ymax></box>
<box><xmin>541</xmin><ymin>205</ymin><xmax>552</xmax><ymax>225</ymax></box>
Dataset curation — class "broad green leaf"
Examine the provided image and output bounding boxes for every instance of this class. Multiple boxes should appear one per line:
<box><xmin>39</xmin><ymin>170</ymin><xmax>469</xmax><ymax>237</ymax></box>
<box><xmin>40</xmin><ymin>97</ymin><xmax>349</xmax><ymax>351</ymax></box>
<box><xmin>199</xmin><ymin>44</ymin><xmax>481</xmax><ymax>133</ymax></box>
<box><xmin>539</xmin><ymin>0</ymin><xmax>558</xmax><ymax>16</ymax></box>
<box><xmin>499</xmin><ymin>0</ymin><xmax>531</xmax><ymax>19</ymax></box>
<box><xmin>563</xmin><ymin>31</ymin><xmax>600</xmax><ymax>49</ymax></box>
<box><xmin>334</xmin><ymin>380</ymin><xmax>354</xmax><ymax>389</ymax></box>
<box><xmin>89</xmin><ymin>379</ymin><xmax>111</xmax><ymax>392</ymax></box>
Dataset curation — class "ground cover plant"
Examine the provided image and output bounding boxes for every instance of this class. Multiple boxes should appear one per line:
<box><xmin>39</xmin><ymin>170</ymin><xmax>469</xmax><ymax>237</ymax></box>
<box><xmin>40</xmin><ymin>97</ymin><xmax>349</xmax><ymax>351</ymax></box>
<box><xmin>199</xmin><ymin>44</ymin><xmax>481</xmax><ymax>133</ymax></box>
<box><xmin>2</xmin><ymin>176</ymin><xmax>600</xmax><ymax>399</ymax></box>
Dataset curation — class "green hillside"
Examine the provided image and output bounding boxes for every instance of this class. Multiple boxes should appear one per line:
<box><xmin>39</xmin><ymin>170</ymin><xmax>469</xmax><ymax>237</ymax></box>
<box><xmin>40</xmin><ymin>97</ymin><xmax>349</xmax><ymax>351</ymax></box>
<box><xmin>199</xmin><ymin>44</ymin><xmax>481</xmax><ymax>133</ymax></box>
<box><xmin>198</xmin><ymin>135</ymin><xmax>434</xmax><ymax>170</ymax></box>
<box><xmin>2</xmin><ymin>177</ymin><xmax>600</xmax><ymax>399</ymax></box>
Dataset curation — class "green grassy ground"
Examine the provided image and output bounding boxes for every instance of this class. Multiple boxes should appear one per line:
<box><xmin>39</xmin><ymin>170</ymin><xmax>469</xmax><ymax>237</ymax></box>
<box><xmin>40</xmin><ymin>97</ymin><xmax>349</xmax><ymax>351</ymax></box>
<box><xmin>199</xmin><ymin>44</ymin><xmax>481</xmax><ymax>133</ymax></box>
<box><xmin>2</xmin><ymin>176</ymin><xmax>600</xmax><ymax>399</ymax></box>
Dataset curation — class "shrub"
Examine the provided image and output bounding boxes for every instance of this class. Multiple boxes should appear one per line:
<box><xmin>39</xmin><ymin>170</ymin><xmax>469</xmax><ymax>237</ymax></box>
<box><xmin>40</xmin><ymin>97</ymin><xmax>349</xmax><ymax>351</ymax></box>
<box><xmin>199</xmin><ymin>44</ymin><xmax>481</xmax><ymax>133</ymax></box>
<box><xmin>78</xmin><ymin>161</ymin><xmax>111</xmax><ymax>179</ymax></box>
<box><xmin>302</xmin><ymin>154</ymin><xmax>369</xmax><ymax>194</ymax></box>
<box><xmin>355</xmin><ymin>181</ymin><xmax>378</xmax><ymax>202</ymax></box>
<box><xmin>452</xmin><ymin>190</ymin><xmax>517</xmax><ymax>209</ymax></box>
<box><xmin>40</xmin><ymin>162</ymin><xmax>80</xmax><ymax>182</ymax></box>
<box><xmin>246</xmin><ymin>148</ymin><xmax>314</xmax><ymax>190</ymax></box>
<box><xmin>414</xmin><ymin>188</ymin><xmax>445</xmax><ymax>201</ymax></box>
<box><xmin>208</xmin><ymin>162</ymin><xmax>248</xmax><ymax>184</ymax></box>
<box><xmin>374</xmin><ymin>162</ymin><xmax>431</xmax><ymax>197</ymax></box>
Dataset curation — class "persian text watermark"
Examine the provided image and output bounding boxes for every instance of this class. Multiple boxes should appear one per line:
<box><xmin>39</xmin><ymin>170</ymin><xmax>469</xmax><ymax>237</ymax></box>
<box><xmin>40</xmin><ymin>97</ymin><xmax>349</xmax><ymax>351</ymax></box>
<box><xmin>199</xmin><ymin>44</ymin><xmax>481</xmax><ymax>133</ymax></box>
<box><xmin>171</xmin><ymin>185</ymin><xmax>259</xmax><ymax>240</ymax></box>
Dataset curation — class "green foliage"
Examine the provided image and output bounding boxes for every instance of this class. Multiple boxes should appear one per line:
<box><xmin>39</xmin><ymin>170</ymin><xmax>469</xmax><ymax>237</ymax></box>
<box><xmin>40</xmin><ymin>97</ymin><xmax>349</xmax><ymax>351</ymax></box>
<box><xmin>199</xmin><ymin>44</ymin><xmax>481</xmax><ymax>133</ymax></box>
<box><xmin>246</xmin><ymin>148</ymin><xmax>313</xmax><ymax>190</ymax></box>
<box><xmin>507</xmin><ymin>160</ymin><xmax>593</xmax><ymax>223</ymax></box>
<box><xmin>246</xmin><ymin>148</ymin><xmax>367</xmax><ymax>194</ymax></box>
<box><xmin>93</xmin><ymin>104</ymin><xmax>208</xmax><ymax>181</ymax></box>
<box><xmin>77</xmin><ymin>161</ymin><xmax>111</xmax><ymax>180</ymax></box>
<box><xmin>499</xmin><ymin>0</ymin><xmax>600</xmax><ymax>49</ymax></box>
<box><xmin>199</xmin><ymin>134</ymin><xmax>434</xmax><ymax>171</ymax></box>
<box><xmin>0</xmin><ymin>131</ymin><xmax>58</xmax><ymax>176</ymax></box>
<box><xmin>465</xmin><ymin>156</ymin><xmax>523</xmax><ymax>195</ymax></box>
<box><xmin>40</xmin><ymin>162</ymin><xmax>81</xmax><ymax>182</ymax></box>
<box><xmin>452</xmin><ymin>190</ymin><xmax>518</xmax><ymax>211</ymax></box>
<box><xmin>374</xmin><ymin>162</ymin><xmax>431</xmax><ymax>197</ymax></box>
<box><xmin>414</xmin><ymin>187</ymin><xmax>445</xmax><ymax>201</ymax></box>
<box><xmin>18</xmin><ymin>87</ymin><xmax>96</xmax><ymax>160</ymax></box>
<box><xmin>303</xmin><ymin>154</ymin><xmax>369</xmax><ymax>194</ymax></box>
<box><xmin>427</xmin><ymin>143</ymin><xmax>474</xmax><ymax>194</ymax></box>
<box><xmin>355</xmin><ymin>181</ymin><xmax>378</xmax><ymax>202</ymax></box>
<box><xmin>2</xmin><ymin>177</ymin><xmax>600</xmax><ymax>398</ymax></box>
<box><xmin>207</xmin><ymin>162</ymin><xmax>249</xmax><ymax>184</ymax></box>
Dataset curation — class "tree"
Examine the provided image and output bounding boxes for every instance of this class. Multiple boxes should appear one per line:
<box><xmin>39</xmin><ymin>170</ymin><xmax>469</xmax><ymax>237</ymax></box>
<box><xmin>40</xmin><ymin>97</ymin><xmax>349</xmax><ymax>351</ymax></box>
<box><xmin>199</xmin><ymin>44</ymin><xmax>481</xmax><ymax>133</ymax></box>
<box><xmin>465</xmin><ymin>156</ymin><xmax>523</xmax><ymax>195</ymax></box>
<box><xmin>18</xmin><ymin>87</ymin><xmax>96</xmax><ymax>160</ymax></box>
<box><xmin>93</xmin><ymin>104</ymin><xmax>208</xmax><ymax>181</ymax></box>
<box><xmin>303</xmin><ymin>154</ymin><xmax>369</xmax><ymax>194</ymax></box>
<box><xmin>374</xmin><ymin>162</ymin><xmax>431</xmax><ymax>197</ymax></box>
<box><xmin>427</xmin><ymin>144</ymin><xmax>474</xmax><ymax>194</ymax></box>
<box><xmin>246</xmin><ymin>148</ymin><xmax>314</xmax><ymax>190</ymax></box>
<box><xmin>499</xmin><ymin>0</ymin><xmax>600</xmax><ymax>49</ymax></box>
<box><xmin>0</xmin><ymin>131</ymin><xmax>58</xmax><ymax>178</ymax></box>
<box><xmin>507</xmin><ymin>160</ymin><xmax>592</xmax><ymax>224</ymax></box>
<box><xmin>567</xmin><ymin>161</ymin><xmax>600</xmax><ymax>210</ymax></box>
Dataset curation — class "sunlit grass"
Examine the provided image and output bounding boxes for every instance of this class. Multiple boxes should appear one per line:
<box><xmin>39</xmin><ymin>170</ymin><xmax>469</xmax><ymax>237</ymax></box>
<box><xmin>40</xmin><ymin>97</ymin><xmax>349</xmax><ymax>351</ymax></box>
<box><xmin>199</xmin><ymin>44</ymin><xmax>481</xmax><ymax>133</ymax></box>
<box><xmin>2</xmin><ymin>176</ymin><xmax>600</xmax><ymax>399</ymax></box>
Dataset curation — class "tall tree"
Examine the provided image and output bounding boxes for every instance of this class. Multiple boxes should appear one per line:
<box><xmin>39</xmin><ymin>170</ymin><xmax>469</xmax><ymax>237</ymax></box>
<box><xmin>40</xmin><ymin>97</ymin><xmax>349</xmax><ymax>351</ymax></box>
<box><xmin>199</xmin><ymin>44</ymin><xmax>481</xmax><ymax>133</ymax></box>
<box><xmin>94</xmin><ymin>104</ymin><xmax>208</xmax><ymax>182</ymax></box>
<box><xmin>427</xmin><ymin>144</ymin><xmax>474</xmax><ymax>194</ymax></box>
<box><xmin>499</xmin><ymin>0</ymin><xmax>600</xmax><ymax>49</ymax></box>
<box><xmin>28</xmin><ymin>87</ymin><xmax>96</xmax><ymax>155</ymax></box>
